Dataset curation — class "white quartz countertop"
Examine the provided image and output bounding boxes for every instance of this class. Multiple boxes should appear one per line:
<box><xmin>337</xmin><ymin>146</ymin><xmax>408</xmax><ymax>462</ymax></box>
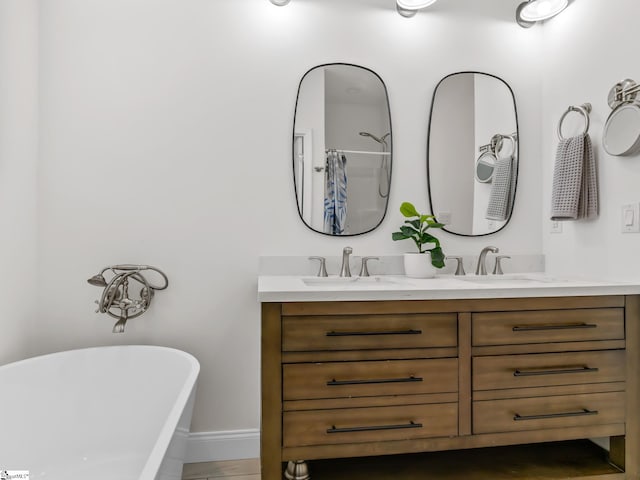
<box><xmin>258</xmin><ymin>273</ymin><xmax>640</xmax><ymax>303</ymax></box>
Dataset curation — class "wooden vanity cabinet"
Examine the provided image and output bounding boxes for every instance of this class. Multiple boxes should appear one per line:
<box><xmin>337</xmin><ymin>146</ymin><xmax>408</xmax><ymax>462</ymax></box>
<box><xmin>261</xmin><ymin>295</ymin><xmax>640</xmax><ymax>480</ymax></box>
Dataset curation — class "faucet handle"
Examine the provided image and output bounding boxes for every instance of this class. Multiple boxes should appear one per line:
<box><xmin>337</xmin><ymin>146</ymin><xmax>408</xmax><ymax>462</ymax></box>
<box><xmin>308</xmin><ymin>256</ymin><xmax>328</xmax><ymax>277</ymax></box>
<box><xmin>446</xmin><ymin>256</ymin><xmax>466</xmax><ymax>276</ymax></box>
<box><xmin>493</xmin><ymin>255</ymin><xmax>511</xmax><ymax>275</ymax></box>
<box><xmin>359</xmin><ymin>257</ymin><xmax>379</xmax><ymax>277</ymax></box>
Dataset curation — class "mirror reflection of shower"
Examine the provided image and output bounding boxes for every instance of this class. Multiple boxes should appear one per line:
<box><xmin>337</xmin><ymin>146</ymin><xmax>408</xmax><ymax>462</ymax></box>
<box><xmin>359</xmin><ymin>131</ymin><xmax>391</xmax><ymax>198</ymax></box>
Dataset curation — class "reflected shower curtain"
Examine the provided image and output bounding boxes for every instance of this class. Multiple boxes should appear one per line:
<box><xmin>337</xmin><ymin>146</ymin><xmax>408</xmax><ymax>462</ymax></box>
<box><xmin>324</xmin><ymin>150</ymin><xmax>348</xmax><ymax>235</ymax></box>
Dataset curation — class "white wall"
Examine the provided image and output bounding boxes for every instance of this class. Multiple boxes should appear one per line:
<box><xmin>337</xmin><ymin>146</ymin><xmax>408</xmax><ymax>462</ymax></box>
<box><xmin>541</xmin><ymin>0</ymin><xmax>640</xmax><ymax>280</ymax></box>
<box><xmin>293</xmin><ymin>67</ymin><xmax>324</xmax><ymax>227</ymax></box>
<box><xmin>34</xmin><ymin>0</ymin><xmax>544</xmax><ymax>441</ymax></box>
<box><xmin>0</xmin><ymin>0</ymin><xmax>38</xmax><ymax>365</ymax></box>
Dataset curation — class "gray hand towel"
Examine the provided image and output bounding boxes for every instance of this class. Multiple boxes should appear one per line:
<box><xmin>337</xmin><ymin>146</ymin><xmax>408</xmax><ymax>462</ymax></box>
<box><xmin>550</xmin><ymin>134</ymin><xmax>598</xmax><ymax>221</ymax></box>
<box><xmin>486</xmin><ymin>155</ymin><xmax>516</xmax><ymax>222</ymax></box>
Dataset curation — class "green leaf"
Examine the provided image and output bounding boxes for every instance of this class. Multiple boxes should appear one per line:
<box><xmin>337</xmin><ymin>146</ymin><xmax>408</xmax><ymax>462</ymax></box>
<box><xmin>404</xmin><ymin>219</ymin><xmax>421</xmax><ymax>230</ymax></box>
<box><xmin>396</xmin><ymin>201</ymin><xmax>446</xmax><ymax>256</ymax></box>
<box><xmin>426</xmin><ymin>221</ymin><xmax>446</xmax><ymax>229</ymax></box>
<box><xmin>428</xmin><ymin>246</ymin><xmax>445</xmax><ymax>268</ymax></box>
<box><xmin>391</xmin><ymin>232</ymin><xmax>409</xmax><ymax>241</ymax></box>
<box><xmin>400</xmin><ymin>202</ymin><xmax>419</xmax><ymax>218</ymax></box>
<box><xmin>400</xmin><ymin>225</ymin><xmax>419</xmax><ymax>237</ymax></box>
<box><xmin>419</xmin><ymin>233</ymin><xmax>440</xmax><ymax>247</ymax></box>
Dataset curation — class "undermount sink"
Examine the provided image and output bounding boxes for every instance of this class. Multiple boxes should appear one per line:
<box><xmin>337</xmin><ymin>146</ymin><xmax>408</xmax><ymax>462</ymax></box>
<box><xmin>301</xmin><ymin>276</ymin><xmax>402</xmax><ymax>287</ymax></box>
<box><xmin>457</xmin><ymin>274</ymin><xmax>559</xmax><ymax>284</ymax></box>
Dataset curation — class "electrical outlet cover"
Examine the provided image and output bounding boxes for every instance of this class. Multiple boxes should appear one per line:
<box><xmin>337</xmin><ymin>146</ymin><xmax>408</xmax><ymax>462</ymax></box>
<box><xmin>438</xmin><ymin>212</ymin><xmax>452</xmax><ymax>225</ymax></box>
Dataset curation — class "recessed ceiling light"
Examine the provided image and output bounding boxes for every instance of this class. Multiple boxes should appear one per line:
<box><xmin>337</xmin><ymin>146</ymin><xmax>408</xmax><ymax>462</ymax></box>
<box><xmin>269</xmin><ymin>0</ymin><xmax>291</xmax><ymax>6</ymax></box>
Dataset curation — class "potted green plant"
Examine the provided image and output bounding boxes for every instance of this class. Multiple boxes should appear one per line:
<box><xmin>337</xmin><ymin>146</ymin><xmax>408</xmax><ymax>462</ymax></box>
<box><xmin>392</xmin><ymin>202</ymin><xmax>445</xmax><ymax>278</ymax></box>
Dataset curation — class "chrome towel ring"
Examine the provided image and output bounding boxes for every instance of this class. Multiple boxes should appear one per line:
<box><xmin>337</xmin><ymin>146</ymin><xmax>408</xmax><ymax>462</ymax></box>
<box><xmin>557</xmin><ymin>103</ymin><xmax>592</xmax><ymax>140</ymax></box>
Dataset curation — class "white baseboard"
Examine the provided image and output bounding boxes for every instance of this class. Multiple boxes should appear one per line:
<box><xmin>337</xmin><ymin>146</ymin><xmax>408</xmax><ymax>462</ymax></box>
<box><xmin>185</xmin><ymin>429</ymin><xmax>260</xmax><ymax>463</ymax></box>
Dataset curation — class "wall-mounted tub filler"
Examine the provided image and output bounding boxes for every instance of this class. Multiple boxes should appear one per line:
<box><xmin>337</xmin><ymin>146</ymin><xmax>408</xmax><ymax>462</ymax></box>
<box><xmin>87</xmin><ymin>264</ymin><xmax>169</xmax><ymax>333</ymax></box>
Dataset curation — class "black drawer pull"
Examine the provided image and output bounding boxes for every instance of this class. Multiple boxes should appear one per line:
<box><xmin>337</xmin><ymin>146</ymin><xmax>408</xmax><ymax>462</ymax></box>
<box><xmin>514</xmin><ymin>409</ymin><xmax>598</xmax><ymax>421</ymax></box>
<box><xmin>513</xmin><ymin>366</ymin><xmax>599</xmax><ymax>377</ymax></box>
<box><xmin>326</xmin><ymin>329</ymin><xmax>422</xmax><ymax>337</ymax></box>
<box><xmin>327</xmin><ymin>421</ymin><xmax>422</xmax><ymax>434</ymax></box>
<box><xmin>512</xmin><ymin>323</ymin><xmax>597</xmax><ymax>332</ymax></box>
<box><xmin>327</xmin><ymin>376</ymin><xmax>423</xmax><ymax>386</ymax></box>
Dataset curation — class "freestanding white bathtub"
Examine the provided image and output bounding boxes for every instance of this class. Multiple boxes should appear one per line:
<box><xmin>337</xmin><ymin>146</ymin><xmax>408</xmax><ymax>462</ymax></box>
<box><xmin>0</xmin><ymin>345</ymin><xmax>200</xmax><ymax>480</ymax></box>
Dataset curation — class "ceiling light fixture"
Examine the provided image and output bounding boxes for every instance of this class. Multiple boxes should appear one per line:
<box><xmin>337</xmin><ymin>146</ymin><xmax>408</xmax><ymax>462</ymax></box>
<box><xmin>269</xmin><ymin>0</ymin><xmax>291</xmax><ymax>6</ymax></box>
<box><xmin>516</xmin><ymin>0</ymin><xmax>568</xmax><ymax>28</ymax></box>
<box><xmin>396</xmin><ymin>0</ymin><xmax>437</xmax><ymax>18</ymax></box>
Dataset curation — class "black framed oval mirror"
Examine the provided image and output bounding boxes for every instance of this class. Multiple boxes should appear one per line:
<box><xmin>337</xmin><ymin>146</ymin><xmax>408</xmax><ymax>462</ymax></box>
<box><xmin>427</xmin><ymin>72</ymin><xmax>519</xmax><ymax>237</ymax></box>
<box><xmin>293</xmin><ymin>63</ymin><xmax>392</xmax><ymax>236</ymax></box>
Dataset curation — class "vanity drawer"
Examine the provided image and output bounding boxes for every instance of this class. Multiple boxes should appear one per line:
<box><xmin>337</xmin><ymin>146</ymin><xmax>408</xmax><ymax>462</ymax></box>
<box><xmin>283</xmin><ymin>358</ymin><xmax>458</xmax><ymax>401</ymax></box>
<box><xmin>472</xmin><ymin>308</ymin><xmax>624</xmax><ymax>346</ymax></box>
<box><xmin>283</xmin><ymin>403</ymin><xmax>458</xmax><ymax>447</ymax></box>
<box><xmin>473</xmin><ymin>391</ymin><xmax>625</xmax><ymax>434</ymax></box>
<box><xmin>283</xmin><ymin>314</ymin><xmax>457</xmax><ymax>352</ymax></box>
<box><xmin>473</xmin><ymin>350</ymin><xmax>625</xmax><ymax>391</ymax></box>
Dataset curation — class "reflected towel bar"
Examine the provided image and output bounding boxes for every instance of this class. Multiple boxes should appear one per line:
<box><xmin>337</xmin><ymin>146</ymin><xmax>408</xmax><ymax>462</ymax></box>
<box><xmin>326</xmin><ymin>148</ymin><xmax>391</xmax><ymax>156</ymax></box>
<box><xmin>479</xmin><ymin>132</ymin><xmax>518</xmax><ymax>156</ymax></box>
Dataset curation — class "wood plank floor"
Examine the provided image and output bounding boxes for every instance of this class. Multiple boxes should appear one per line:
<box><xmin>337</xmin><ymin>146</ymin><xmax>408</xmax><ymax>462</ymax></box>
<box><xmin>182</xmin><ymin>458</ymin><xmax>260</xmax><ymax>480</ymax></box>
<box><xmin>181</xmin><ymin>440</ymin><xmax>623</xmax><ymax>480</ymax></box>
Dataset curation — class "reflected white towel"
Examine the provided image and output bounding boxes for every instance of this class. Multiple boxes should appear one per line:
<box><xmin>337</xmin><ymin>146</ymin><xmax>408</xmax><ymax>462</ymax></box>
<box><xmin>550</xmin><ymin>134</ymin><xmax>598</xmax><ymax>221</ymax></box>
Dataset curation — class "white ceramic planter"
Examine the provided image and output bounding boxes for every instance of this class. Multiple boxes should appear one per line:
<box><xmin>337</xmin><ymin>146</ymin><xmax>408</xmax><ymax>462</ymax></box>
<box><xmin>403</xmin><ymin>252</ymin><xmax>436</xmax><ymax>278</ymax></box>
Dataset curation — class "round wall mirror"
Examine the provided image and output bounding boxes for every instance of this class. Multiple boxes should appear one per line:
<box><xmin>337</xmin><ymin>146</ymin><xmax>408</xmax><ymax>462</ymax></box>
<box><xmin>427</xmin><ymin>72</ymin><xmax>519</xmax><ymax>237</ymax></box>
<box><xmin>293</xmin><ymin>64</ymin><xmax>392</xmax><ymax>236</ymax></box>
<box><xmin>603</xmin><ymin>103</ymin><xmax>640</xmax><ymax>156</ymax></box>
<box><xmin>475</xmin><ymin>152</ymin><xmax>495</xmax><ymax>183</ymax></box>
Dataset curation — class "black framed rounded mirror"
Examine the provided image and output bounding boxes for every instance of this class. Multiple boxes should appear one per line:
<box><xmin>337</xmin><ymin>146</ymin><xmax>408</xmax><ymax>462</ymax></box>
<box><xmin>427</xmin><ymin>72</ymin><xmax>519</xmax><ymax>237</ymax></box>
<box><xmin>293</xmin><ymin>63</ymin><xmax>392</xmax><ymax>236</ymax></box>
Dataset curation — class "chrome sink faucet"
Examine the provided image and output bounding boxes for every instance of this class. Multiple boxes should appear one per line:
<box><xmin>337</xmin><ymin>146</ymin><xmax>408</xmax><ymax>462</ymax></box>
<box><xmin>475</xmin><ymin>246</ymin><xmax>499</xmax><ymax>275</ymax></box>
<box><xmin>340</xmin><ymin>246</ymin><xmax>353</xmax><ymax>277</ymax></box>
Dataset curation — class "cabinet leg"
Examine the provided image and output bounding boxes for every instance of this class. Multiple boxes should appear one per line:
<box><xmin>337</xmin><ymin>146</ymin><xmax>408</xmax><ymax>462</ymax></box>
<box><xmin>284</xmin><ymin>460</ymin><xmax>310</xmax><ymax>480</ymax></box>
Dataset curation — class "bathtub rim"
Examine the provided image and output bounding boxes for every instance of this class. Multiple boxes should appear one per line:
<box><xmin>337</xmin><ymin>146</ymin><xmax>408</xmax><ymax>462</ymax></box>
<box><xmin>0</xmin><ymin>344</ymin><xmax>201</xmax><ymax>479</ymax></box>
